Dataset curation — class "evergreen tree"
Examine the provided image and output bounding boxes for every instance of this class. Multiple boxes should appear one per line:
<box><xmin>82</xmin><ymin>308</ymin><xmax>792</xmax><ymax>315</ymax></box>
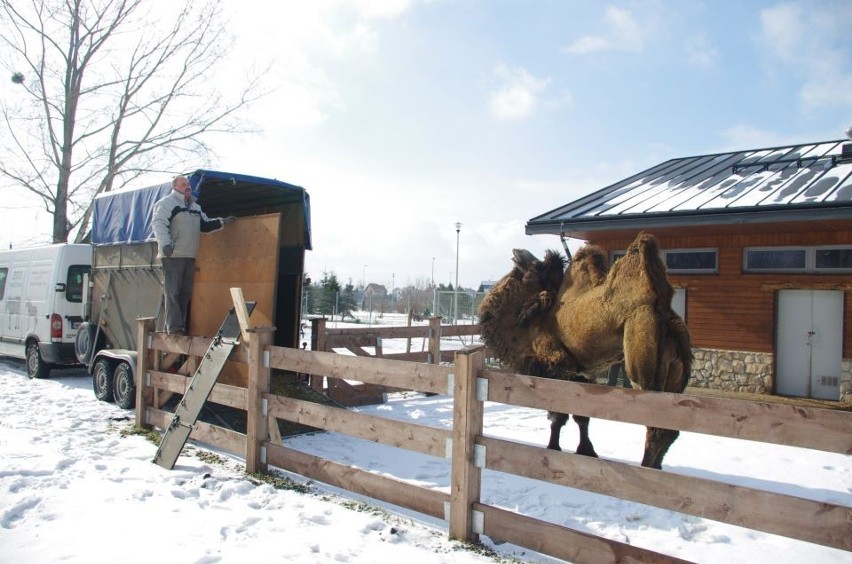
<box><xmin>318</xmin><ymin>272</ymin><xmax>342</xmax><ymax>317</ymax></box>
<box><xmin>338</xmin><ymin>280</ymin><xmax>358</xmax><ymax>319</ymax></box>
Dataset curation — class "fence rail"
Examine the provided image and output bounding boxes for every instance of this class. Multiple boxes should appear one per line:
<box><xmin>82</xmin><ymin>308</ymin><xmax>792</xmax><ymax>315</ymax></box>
<box><xmin>134</xmin><ymin>317</ymin><xmax>852</xmax><ymax>563</ymax></box>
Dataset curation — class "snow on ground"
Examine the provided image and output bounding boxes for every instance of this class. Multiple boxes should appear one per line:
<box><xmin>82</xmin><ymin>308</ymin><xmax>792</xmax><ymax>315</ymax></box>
<box><xmin>1</xmin><ymin>313</ymin><xmax>850</xmax><ymax>563</ymax></box>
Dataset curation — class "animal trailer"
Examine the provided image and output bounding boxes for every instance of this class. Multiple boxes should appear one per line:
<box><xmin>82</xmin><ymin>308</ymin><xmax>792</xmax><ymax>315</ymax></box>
<box><xmin>76</xmin><ymin>169</ymin><xmax>312</xmax><ymax>407</ymax></box>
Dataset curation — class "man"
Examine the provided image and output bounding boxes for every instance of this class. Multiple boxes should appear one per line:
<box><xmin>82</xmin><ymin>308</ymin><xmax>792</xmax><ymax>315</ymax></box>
<box><xmin>152</xmin><ymin>175</ymin><xmax>235</xmax><ymax>335</ymax></box>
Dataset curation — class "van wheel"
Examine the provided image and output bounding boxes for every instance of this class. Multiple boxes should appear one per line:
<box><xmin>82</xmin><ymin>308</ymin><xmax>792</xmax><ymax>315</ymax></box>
<box><xmin>113</xmin><ymin>362</ymin><xmax>135</xmax><ymax>409</ymax></box>
<box><xmin>26</xmin><ymin>343</ymin><xmax>51</xmax><ymax>379</ymax></box>
<box><xmin>93</xmin><ymin>359</ymin><xmax>115</xmax><ymax>402</ymax></box>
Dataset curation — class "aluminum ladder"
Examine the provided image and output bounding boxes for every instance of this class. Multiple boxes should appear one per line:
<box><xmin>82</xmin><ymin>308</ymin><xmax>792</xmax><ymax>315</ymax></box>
<box><xmin>153</xmin><ymin>302</ymin><xmax>255</xmax><ymax>469</ymax></box>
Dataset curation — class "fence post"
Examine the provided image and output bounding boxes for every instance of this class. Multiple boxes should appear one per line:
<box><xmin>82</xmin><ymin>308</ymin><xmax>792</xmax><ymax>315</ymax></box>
<box><xmin>246</xmin><ymin>328</ymin><xmax>273</xmax><ymax>474</ymax></box>
<box><xmin>135</xmin><ymin>317</ymin><xmax>156</xmax><ymax>429</ymax></box>
<box><xmin>449</xmin><ymin>346</ymin><xmax>485</xmax><ymax>542</ymax></box>
<box><xmin>310</xmin><ymin>318</ymin><xmax>327</xmax><ymax>391</ymax></box>
<box><xmin>429</xmin><ymin>316</ymin><xmax>442</xmax><ymax>365</ymax></box>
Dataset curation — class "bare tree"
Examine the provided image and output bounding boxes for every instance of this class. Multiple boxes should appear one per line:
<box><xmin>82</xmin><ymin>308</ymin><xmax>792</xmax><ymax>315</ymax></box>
<box><xmin>0</xmin><ymin>0</ymin><xmax>264</xmax><ymax>243</ymax></box>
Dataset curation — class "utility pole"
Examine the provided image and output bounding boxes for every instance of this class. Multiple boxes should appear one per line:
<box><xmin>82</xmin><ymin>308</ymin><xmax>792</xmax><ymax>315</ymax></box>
<box><xmin>454</xmin><ymin>222</ymin><xmax>461</xmax><ymax>325</ymax></box>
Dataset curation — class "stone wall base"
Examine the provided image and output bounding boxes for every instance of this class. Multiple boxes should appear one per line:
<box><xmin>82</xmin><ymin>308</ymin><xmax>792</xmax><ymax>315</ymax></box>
<box><xmin>689</xmin><ymin>348</ymin><xmax>851</xmax><ymax>403</ymax></box>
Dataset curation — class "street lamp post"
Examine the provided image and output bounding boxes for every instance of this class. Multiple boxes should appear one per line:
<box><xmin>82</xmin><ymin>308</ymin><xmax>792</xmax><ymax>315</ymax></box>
<box><xmin>454</xmin><ymin>222</ymin><xmax>461</xmax><ymax>325</ymax></box>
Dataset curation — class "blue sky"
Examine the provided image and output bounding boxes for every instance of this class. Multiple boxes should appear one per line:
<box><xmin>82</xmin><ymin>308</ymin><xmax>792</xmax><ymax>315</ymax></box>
<box><xmin>4</xmin><ymin>0</ymin><xmax>851</xmax><ymax>291</ymax></box>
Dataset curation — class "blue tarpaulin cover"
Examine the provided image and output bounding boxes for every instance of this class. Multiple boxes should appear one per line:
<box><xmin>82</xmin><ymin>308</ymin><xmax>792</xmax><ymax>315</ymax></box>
<box><xmin>91</xmin><ymin>170</ymin><xmax>312</xmax><ymax>248</ymax></box>
<box><xmin>92</xmin><ymin>182</ymin><xmax>172</xmax><ymax>246</ymax></box>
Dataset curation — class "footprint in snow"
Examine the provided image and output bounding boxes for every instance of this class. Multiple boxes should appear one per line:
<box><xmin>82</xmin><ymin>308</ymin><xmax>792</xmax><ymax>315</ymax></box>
<box><xmin>1</xmin><ymin>496</ymin><xmax>40</xmax><ymax>529</ymax></box>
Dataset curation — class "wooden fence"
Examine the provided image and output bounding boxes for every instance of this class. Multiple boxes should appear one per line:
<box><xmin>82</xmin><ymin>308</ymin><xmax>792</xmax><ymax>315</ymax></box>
<box><xmin>134</xmin><ymin>317</ymin><xmax>852</xmax><ymax>564</ymax></box>
<box><xmin>309</xmin><ymin>316</ymin><xmax>481</xmax><ymax>406</ymax></box>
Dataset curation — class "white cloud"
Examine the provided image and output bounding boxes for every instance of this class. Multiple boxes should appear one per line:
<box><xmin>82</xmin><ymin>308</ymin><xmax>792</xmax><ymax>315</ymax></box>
<box><xmin>488</xmin><ymin>64</ymin><xmax>551</xmax><ymax>121</ymax></box>
<box><xmin>563</xmin><ymin>6</ymin><xmax>650</xmax><ymax>54</ymax></box>
<box><xmin>685</xmin><ymin>34</ymin><xmax>718</xmax><ymax>67</ymax></box>
<box><xmin>759</xmin><ymin>1</ymin><xmax>852</xmax><ymax>112</ymax></box>
<box><xmin>352</xmin><ymin>0</ymin><xmax>414</xmax><ymax>20</ymax></box>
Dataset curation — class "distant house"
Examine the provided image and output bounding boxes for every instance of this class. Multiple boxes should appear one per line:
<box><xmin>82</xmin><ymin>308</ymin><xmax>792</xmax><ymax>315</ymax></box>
<box><xmin>478</xmin><ymin>281</ymin><xmax>497</xmax><ymax>293</ymax></box>
<box><xmin>361</xmin><ymin>283</ymin><xmax>388</xmax><ymax>309</ymax></box>
<box><xmin>527</xmin><ymin>137</ymin><xmax>852</xmax><ymax>402</ymax></box>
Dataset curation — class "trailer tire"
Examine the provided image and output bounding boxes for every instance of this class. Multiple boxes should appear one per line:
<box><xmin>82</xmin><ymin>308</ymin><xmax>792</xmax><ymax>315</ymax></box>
<box><xmin>75</xmin><ymin>322</ymin><xmax>98</xmax><ymax>364</ymax></box>
<box><xmin>93</xmin><ymin>358</ymin><xmax>115</xmax><ymax>402</ymax></box>
<box><xmin>26</xmin><ymin>342</ymin><xmax>51</xmax><ymax>379</ymax></box>
<box><xmin>113</xmin><ymin>362</ymin><xmax>135</xmax><ymax>409</ymax></box>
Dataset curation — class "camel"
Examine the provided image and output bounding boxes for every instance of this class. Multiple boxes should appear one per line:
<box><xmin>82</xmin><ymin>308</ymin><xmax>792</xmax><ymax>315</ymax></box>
<box><xmin>479</xmin><ymin>232</ymin><xmax>692</xmax><ymax>469</ymax></box>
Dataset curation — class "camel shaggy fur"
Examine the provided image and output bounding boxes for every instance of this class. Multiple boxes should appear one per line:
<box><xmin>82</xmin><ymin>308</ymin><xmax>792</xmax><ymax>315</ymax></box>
<box><xmin>479</xmin><ymin>232</ymin><xmax>692</xmax><ymax>469</ymax></box>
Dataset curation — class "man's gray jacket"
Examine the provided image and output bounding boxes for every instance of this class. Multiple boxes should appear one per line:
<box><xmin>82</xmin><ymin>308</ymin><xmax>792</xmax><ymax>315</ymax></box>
<box><xmin>152</xmin><ymin>190</ymin><xmax>224</xmax><ymax>259</ymax></box>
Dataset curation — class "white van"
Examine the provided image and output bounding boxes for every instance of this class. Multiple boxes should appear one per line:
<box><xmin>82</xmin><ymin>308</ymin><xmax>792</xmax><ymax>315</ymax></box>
<box><xmin>0</xmin><ymin>244</ymin><xmax>92</xmax><ymax>378</ymax></box>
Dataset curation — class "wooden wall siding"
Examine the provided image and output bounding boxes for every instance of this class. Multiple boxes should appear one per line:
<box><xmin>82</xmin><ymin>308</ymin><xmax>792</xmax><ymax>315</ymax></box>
<box><xmin>588</xmin><ymin>226</ymin><xmax>852</xmax><ymax>356</ymax></box>
<box><xmin>191</xmin><ymin>213</ymin><xmax>282</xmax><ymax>386</ymax></box>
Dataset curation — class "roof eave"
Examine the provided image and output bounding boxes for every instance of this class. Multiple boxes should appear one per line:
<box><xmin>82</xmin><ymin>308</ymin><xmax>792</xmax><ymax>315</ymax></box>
<box><xmin>525</xmin><ymin>204</ymin><xmax>852</xmax><ymax>236</ymax></box>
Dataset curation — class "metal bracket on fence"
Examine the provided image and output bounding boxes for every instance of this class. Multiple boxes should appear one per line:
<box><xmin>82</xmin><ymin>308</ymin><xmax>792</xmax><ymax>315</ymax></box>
<box><xmin>147</xmin><ymin>334</ymin><xmax>152</xmax><ymax>348</ymax></box>
<box><xmin>447</xmin><ymin>373</ymin><xmax>455</xmax><ymax>395</ymax></box>
<box><xmin>472</xmin><ymin>509</ymin><xmax>484</xmax><ymax>534</ymax></box>
<box><xmin>443</xmin><ymin>501</ymin><xmax>451</xmax><ymax>522</ymax></box>
<box><xmin>474</xmin><ymin>444</ymin><xmax>486</xmax><ymax>468</ymax></box>
<box><xmin>476</xmin><ymin>378</ymin><xmax>488</xmax><ymax>402</ymax></box>
<box><xmin>260</xmin><ymin>446</ymin><xmax>267</xmax><ymax>464</ymax></box>
<box><xmin>263</xmin><ymin>350</ymin><xmax>270</xmax><ymax>368</ymax></box>
<box><xmin>261</xmin><ymin>398</ymin><xmax>268</xmax><ymax>416</ymax></box>
<box><xmin>145</xmin><ymin>371</ymin><xmax>151</xmax><ymax>387</ymax></box>
<box><xmin>445</xmin><ymin>437</ymin><xmax>453</xmax><ymax>459</ymax></box>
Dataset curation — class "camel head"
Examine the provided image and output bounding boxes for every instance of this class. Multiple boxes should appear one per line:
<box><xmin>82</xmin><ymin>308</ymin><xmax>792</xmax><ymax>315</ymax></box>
<box><xmin>513</xmin><ymin>249</ymin><xmax>566</xmax><ymax>293</ymax></box>
<box><xmin>479</xmin><ymin>248</ymin><xmax>574</xmax><ymax>374</ymax></box>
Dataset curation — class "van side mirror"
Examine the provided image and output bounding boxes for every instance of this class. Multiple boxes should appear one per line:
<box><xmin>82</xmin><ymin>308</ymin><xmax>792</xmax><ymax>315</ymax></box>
<box><xmin>55</xmin><ymin>283</ymin><xmax>66</xmax><ymax>292</ymax></box>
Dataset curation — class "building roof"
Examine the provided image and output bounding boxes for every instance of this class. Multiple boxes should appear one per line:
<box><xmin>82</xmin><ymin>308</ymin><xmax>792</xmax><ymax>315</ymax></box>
<box><xmin>526</xmin><ymin>139</ymin><xmax>852</xmax><ymax>237</ymax></box>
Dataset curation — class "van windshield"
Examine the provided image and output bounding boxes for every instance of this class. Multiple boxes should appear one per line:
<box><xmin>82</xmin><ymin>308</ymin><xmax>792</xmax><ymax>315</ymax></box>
<box><xmin>67</xmin><ymin>265</ymin><xmax>91</xmax><ymax>303</ymax></box>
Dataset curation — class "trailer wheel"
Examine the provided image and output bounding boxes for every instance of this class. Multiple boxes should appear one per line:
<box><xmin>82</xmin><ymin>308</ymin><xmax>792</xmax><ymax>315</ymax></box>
<box><xmin>93</xmin><ymin>358</ymin><xmax>115</xmax><ymax>402</ymax></box>
<box><xmin>112</xmin><ymin>362</ymin><xmax>135</xmax><ymax>409</ymax></box>
<box><xmin>26</xmin><ymin>342</ymin><xmax>51</xmax><ymax>380</ymax></box>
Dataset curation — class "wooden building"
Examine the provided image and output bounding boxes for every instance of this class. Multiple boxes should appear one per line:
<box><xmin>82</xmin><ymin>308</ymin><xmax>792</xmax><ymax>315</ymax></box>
<box><xmin>527</xmin><ymin>138</ymin><xmax>852</xmax><ymax>402</ymax></box>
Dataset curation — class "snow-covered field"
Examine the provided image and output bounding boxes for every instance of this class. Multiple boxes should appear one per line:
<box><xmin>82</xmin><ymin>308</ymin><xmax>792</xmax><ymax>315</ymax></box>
<box><xmin>1</xmin><ymin>314</ymin><xmax>850</xmax><ymax>563</ymax></box>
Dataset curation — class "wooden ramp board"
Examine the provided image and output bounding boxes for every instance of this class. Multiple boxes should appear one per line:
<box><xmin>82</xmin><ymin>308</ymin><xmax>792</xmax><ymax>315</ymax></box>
<box><xmin>153</xmin><ymin>303</ymin><xmax>255</xmax><ymax>470</ymax></box>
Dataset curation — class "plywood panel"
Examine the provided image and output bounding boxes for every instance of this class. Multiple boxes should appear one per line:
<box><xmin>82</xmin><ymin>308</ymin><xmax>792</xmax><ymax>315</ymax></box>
<box><xmin>190</xmin><ymin>213</ymin><xmax>281</xmax><ymax>386</ymax></box>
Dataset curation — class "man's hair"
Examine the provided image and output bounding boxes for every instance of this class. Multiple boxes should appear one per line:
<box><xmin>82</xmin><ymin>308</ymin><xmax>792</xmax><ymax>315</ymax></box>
<box><xmin>172</xmin><ymin>176</ymin><xmax>188</xmax><ymax>188</ymax></box>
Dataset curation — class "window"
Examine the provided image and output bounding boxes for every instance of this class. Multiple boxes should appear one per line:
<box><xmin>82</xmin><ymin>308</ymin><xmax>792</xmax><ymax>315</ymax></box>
<box><xmin>664</xmin><ymin>250</ymin><xmax>717</xmax><ymax>274</ymax></box>
<box><xmin>610</xmin><ymin>248</ymin><xmax>718</xmax><ymax>274</ymax></box>
<box><xmin>744</xmin><ymin>248</ymin><xmax>806</xmax><ymax>271</ymax></box>
<box><xmin>0</xmin><ymin>267</ymin><xmax>7</xmax><ymax>300</ymax></box>
<box><xmin>815</xmin><ymin>248</ymin><xmax>852</xmax><ymax>270</ymax></box>
<box><xmin>744</xmin><ymin>246</ymin><xmax>852</xmax><ymax>273</ymax></box>
<box><xmin>66</xmin><ymin>265</ymin><xmax>91</xmax><ymax>303</ymax></box>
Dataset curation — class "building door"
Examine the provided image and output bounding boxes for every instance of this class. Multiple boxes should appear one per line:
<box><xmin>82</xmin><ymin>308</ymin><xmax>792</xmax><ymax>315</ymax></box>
<box><xmin>776</xmin><ymin>290</ymin><xmax>843</xmax><ymax>400</ymax></box>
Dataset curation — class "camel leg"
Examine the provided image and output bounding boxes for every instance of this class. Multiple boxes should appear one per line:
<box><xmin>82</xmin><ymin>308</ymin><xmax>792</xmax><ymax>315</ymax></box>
<box><xmin>546</xmin><ymin>412</ymin><xmax>569</xmax><ymax>450</ymax></box>
<box><xmin>572</xmin><ymin>415</ymin><xmax>598</xmax><ymax>458</ymax></box>
<box><xmin>641</xmin><ymin>427</ymin><xmax>679</xmax><ymax>469</ymax></box>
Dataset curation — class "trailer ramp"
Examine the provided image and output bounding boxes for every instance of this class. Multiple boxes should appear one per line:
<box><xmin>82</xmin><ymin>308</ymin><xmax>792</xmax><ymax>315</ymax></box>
<box><xmin>153</xmin><ymin>302</ymin><xmax>255</xmax><ymax>469</ymax></box>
